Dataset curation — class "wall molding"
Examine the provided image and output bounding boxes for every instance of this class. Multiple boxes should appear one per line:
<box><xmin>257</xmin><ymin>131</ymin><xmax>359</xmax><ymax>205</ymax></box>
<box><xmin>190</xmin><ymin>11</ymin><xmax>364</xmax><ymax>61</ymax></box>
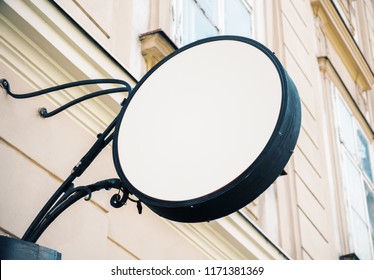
<box><xmin>318</xmin><ymin>56</ymin><xmax>374</xmax><ymax>139</ymax></box>
<box><xmin>1</xmin><ymin>0</ymin><xmax>136</xmax><ymax>135</ymax></box>
<box><xmin>311</xmin><ymin>0</ymin><xmax>374</xmax><ymax>91</ymax></box>
<box><xmin>139</xmin><ymin>29</ymin><xmax>177</xmax><ymax>71</ymax></box>
<box><xmin>168</xmin><ymin>212</ymin><xmax>290</xmax><ymax>260</ymax></box>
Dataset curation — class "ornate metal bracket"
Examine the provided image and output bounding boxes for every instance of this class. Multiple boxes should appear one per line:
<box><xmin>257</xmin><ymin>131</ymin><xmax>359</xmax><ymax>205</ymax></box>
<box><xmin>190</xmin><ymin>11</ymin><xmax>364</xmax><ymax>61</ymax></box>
<box><xmin>1</xmin><ymin>78</ymin><xmax>141</xmax><ymax>243</ymax></box>
<box><xmin>1</xmin><ymin>78</ymin><xmax>131</xmax><ymax>118</ymax></box>
<box><xmin>23</xmin><ymin>178</ymin><xmax>142</xmax><ymax>243</ymax></box>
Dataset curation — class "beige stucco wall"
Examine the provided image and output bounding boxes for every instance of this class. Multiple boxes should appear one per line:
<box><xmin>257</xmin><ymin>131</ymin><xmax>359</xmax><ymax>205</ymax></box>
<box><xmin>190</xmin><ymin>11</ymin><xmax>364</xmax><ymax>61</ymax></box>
<box><xmin>0</xmin><ymin>0</ymin><xmax>207</xmax><ymax>260</ymax></box>
<box><xmin>1</xmin><ymin>0</ymin><xmax>373</xmax><ymax>260</ymax></box>
<box><xmin>0</xmin><ymin>0</ymin><xmax>289</xmax><ymax>260</ymax></box>
<box><xmin>281</xmin><ymin>0</ymin><xmax>336</xmax><ymax>259</ymax></box>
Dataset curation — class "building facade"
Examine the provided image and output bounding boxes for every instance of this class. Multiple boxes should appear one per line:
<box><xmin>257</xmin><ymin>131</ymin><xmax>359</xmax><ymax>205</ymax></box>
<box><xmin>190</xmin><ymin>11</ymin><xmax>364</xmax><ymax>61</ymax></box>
<box><xmin>0</xmin><ymin>0</ymin><xmax>373</xmax><ymax>260</ymax></box>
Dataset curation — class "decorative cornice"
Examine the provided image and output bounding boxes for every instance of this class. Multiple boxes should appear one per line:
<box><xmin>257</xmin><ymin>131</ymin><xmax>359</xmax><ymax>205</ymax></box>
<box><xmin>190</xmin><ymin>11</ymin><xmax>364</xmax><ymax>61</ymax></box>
<box><xmin>1</xmin><ymin>0</ymin><xmax>136</xmax><ymax>134</ymax></box>
<box><xmin>139</xmin><ymin>29</ymin><xmax>177</xmax><ymax>70</ymax></box>
<box><xmin>311</xmin><ymin>0</ymin><xmax>374</xmax><ymax>91</ymax></box>
<box><xmin>318</xmin><ymin>56</ymin><xmax>374</xmax><ymax>138</ymax></box>
<box><xmin>168</xmin><ymin>212</ymin><xmax>290</xmax><ymax>260</ymax></box>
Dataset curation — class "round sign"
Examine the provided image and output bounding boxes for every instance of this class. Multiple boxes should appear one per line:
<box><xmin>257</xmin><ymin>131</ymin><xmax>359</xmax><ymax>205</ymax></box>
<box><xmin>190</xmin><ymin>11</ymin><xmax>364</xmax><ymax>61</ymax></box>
<box><xmin>113</xmin><ymin>36</ymin><xmax>301</xmax><ymax>222</ymax></box>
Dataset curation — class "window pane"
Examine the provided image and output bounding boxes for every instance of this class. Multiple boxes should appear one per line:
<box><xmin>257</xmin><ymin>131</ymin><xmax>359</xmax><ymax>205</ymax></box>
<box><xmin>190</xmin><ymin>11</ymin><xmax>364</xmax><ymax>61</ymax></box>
<box><xmin>196</xmin><ymin>0</ymin><xmax>219</xmax><ymax>25</ymax></box>
<box><xmin>337</xmin><ymin>96</ymin><xmax>356</xmax><ymax>155</ymax></box>
<box><xmin>342</xmin><ymin>151</ymin><xmax>373</xmax><ymax>259</ymax></box>
<box><xmin>357</xmin><ymin>129</ymin><xmax>373</xmax><ymax>182</ymax></box>
<box><xmin>351</xmin><ymin>210</ymin><xmax>372</xmax><ymax>259</ymax></box>
<box><xmin>193</xmin><ymin>10</ymin><xmax>218</xmax><ymax>40</ymax></box>
<box><xmin>224</xmin><ymin>0</ymin><xmax>252</xmax><ymax>37</ymax></box>
<box><xmin>365</xmin><ymin>182</ymin><xmax>374</xmax><ymax>252</ymax></box>
<box><xmin>183</xmin><ymin>0</ymin><xmax>219</xmax><ymax>44</ymax></box>
<box><xmin>334</xmin><ymin>87</ymin><xmax>374</xmax><ymax>259</ymax></box>
<box><xmin>343</xmin><ymin>152</ymin><xmax>366</xmax><ymax>219</ymax></box>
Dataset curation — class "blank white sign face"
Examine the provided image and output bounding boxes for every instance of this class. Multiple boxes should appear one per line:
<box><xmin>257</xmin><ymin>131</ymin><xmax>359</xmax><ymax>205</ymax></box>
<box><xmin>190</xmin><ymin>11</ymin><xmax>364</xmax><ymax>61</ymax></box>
<box><xmin>116</xmin><ymin>39</ymin><xmax>282</xmax><ymax>201</ymax></box>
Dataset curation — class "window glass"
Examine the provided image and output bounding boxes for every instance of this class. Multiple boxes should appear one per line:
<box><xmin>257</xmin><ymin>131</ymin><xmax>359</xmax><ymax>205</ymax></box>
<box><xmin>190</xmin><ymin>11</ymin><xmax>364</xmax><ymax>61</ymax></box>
<box><xmin>365</xmin><ymin>182</ymin><xmax>374</xmax><ymax>249</ymax></box>
<box><xmin>351</xmin><ymin>210</ymin><xmax>372</xmax><ymax>259</ymax></box>
<box><xmin>357</xmin><ymin>129</ymin><xmax>373</xmax><ymax>182</ymax></box>
<box><xmin>183</xmin><ymin>0</ymin><xmax>219</xmax><ymax>44</ymax></box>
<box><xmin>192</xmin><ymin>5</ymin><xmax>218</xmax><ymax>40</ymax></box>
<box><xmin>337</xmin><ymin>96</ymin><xmax>356</xmax><ymax>155</ymax></box>
<box><xmin>224</xmin><ymin>0</ymin><xmax>252</xmax><ymax>37</ymax></box>
<box><xmin>179</xmin><ymin>0</ymin><xmax>253</xmax><ymax>46</ymax></box>
<box><xmin>333</xmin><ymin>86</ymin><xmax>374</xmax><ymax>259</ymax></box>
<box><xmin>343</xmin><ymin>152</ymin><xmax>366</xmax><ymax>219</ymax></box>
<box><xmin>196</xmin><ymin>0</ymin><xmax>219</xmax><ymax>25</ymax></box>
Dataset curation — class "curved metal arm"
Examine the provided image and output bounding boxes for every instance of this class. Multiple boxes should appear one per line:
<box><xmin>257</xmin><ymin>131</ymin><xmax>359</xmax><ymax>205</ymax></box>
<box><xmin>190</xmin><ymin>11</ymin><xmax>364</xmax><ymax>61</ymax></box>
<box><xmin>1</xmin><ymin>77</ymin><xmax>142</xmax><ymax>243</ymax></box>
<box><xmin>20</xmin><ymin>113</ymin><xmax>142</xmax><ymax>243</ymax></box>
<box><xmin>23</xmin><ymin>178</ymin><xmax>142</xmax><ymax>243</ymax></box>
<box><xmin>1</xmin><ymin>78</ymin><xmax>131</xmax><ymax>118</ymax></box>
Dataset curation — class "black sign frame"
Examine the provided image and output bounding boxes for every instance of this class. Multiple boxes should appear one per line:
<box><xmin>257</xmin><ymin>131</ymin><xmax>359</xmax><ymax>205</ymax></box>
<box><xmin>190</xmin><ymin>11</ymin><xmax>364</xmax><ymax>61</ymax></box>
<box><xmin>112</xmin><ymin>36</ymin><xmax>302</xmax><ymax>222</ymax></box>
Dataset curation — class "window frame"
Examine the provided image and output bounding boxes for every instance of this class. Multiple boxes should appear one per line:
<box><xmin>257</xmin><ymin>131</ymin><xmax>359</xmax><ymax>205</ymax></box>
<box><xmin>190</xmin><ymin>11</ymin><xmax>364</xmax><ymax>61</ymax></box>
<box><xmin>331</xmin><ymin>82</ymin><xmax>374</xmax><ymax>259</ymax></box>
<box><xmin>171</xmin><ymin>0</ymin><xmax>255</xmax><ymax>47</ymax></box>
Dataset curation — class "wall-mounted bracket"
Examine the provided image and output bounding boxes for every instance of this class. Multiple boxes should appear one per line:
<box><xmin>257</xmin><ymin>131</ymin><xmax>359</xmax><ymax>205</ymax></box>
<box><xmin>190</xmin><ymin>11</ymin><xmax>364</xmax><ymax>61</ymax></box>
<box><xmin>1</xmin><ymin>78</ymin><xmax>140</xmax><ymax>244</ymax></box>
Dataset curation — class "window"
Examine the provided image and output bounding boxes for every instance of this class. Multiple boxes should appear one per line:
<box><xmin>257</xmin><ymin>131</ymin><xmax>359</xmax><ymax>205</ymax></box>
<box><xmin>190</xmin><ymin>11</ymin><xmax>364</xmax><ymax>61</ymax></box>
<box><xmin>173</xmin><ymin>0</ymin><xmax>253</xmax><ymax>46</ymax></box>
<box><xmin>331</xmin><ymin>0</ymin><xmax>364</xmax><ymax>51</ymax></box>
<box><xmin>332</xmin><ymin>83</ymin><xmax>374</xmax><ymax>259</ymax></box>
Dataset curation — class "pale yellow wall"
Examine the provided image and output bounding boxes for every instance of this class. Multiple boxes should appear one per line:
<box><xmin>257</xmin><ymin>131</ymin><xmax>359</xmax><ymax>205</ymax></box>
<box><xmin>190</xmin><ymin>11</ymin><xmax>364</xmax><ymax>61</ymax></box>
<box><xmin>1</xmin><ymin>0</ymin><xmax>373</xmax><ymax>260</ymax></box>
<box><xmin>251</xmin><ymin>0</ymin><xmax>374</xmax><ymax>260</ymax></box>
<box><xmin>0</xmin><ymin>0</ymin><xmax>288</xmax><ymax>260</ymax></box>
<box><xmin>232</xmin><ymin>0</ymin><xmax>340</xmax><ymax>259</ymax></box>
<box><xmin>53</xmin><ymin>0</ymin><xmax>152</xmax><ymax>79</ymax></box>
<box><xmin>0</xmin><ymin>0</ymin><xmax>207</xmax><ymax>260</ymax></box>
<box><xmin>280</xmin><ymin>0</ymin><xmax>336</xmax><ymax>259</ymax></box>
<box><xmin>313</xmin><ymin>0</ymin><xmax>374</xmax><ymax>259</ymax></box>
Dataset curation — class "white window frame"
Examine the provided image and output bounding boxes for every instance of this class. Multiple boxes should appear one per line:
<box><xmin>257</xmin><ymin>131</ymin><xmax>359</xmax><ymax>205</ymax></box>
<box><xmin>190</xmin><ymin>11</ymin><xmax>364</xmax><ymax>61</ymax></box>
<box><xmin>331</xmin><ymin>82</ymin><xmax>374</xmax><ymax>259</ymax></box>
<box><xmin>171</xmin><ymin>0</ymin><xmax>255</xmax><ymax>47</ymax></box>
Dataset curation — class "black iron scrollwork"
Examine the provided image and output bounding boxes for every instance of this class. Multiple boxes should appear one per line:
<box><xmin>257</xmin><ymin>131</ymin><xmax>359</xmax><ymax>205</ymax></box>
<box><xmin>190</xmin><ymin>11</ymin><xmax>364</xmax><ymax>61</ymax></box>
<box><xmin>22</xmin><ymin>178</ymin><xmax>142</xmax><ymax>243</ymax></box>
<box><xmin>1</xmin><ymin>78</ymin><xmax>131</xmax><ymax>118</ymax></box>
<box><xmin>1</xmin><ymin>78</ymin><xmax>140</xmax><ymax>243</ymax></box>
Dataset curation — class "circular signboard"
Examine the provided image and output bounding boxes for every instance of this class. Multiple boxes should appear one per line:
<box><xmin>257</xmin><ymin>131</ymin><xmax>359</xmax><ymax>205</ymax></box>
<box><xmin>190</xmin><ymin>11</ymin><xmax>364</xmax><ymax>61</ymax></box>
<box><xmin>113</xmin><ymin>36</ymin><xmax>301</xmax><ymax>222</ymax></box>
